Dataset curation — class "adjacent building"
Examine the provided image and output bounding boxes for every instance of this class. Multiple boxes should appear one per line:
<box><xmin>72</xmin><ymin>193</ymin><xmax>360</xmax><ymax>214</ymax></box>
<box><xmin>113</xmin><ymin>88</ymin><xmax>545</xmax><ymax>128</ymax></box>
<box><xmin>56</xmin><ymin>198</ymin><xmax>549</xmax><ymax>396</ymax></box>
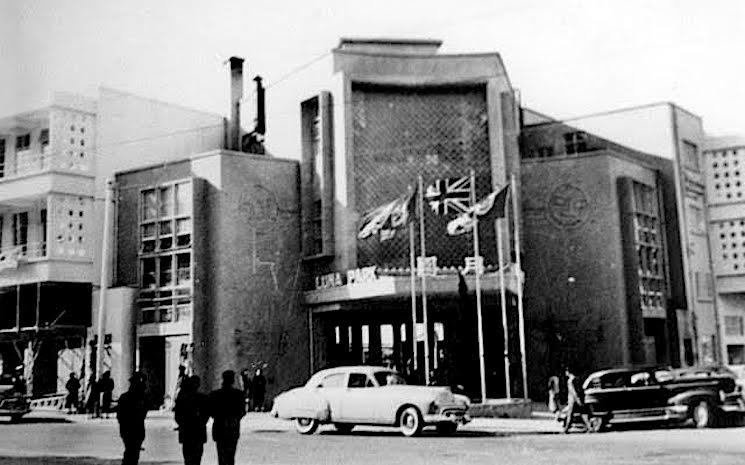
<box><xmin>703</xmin><ymin>136</ymin><xmax>745</xmax><ymax>367</ymax></box>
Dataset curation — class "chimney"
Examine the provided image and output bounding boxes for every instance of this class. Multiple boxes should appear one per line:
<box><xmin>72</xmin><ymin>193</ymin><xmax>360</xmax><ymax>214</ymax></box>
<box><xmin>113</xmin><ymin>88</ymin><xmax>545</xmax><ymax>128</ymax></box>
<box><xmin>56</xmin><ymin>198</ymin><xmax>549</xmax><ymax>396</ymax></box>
<box><xmin>228</xmin><ymin>56</ymin><xmax>244</xmax><ymax>151</ymax></box>
<box><xmin>253</xmin><ymin>76</ymin><xmax>266</xmax><ymax>136</ymax></box>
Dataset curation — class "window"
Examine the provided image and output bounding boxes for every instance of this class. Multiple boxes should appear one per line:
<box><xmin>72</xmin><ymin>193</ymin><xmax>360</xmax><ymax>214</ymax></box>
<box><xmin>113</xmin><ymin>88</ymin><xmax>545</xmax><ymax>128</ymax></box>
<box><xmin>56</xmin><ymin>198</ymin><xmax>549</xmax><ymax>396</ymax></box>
<box><xmin>347</xmin><ymin>373</ymin><xmax>370</xmax><ymax>388</ymax></box>
<box><xmin>727</xmin><ymin>345</ymin><xmax>745</xmax><ymax>365</ymax></box>
<box><xmin>725</xmin><ymin>316</ymin><xmax>744</xmax><ymax>337</ymax></box>
<box><xmin>12</xmin><ymin>212</ymin><xmax>28</xmax><ymax>253</ymax></box>
<box><xmin>40</xmin><ymin>209</ymin><xmax>47</xmax><ymax>256</ymax></box>
<box><xmin>138</xmin><ymin>180</ymin><xmax>193</xmax><ymax>324</ymax></box>
<box><xmin>15</xmin><ymin>134</ymin><xmax>30</xmax><ymax>151</ymax></box>
<box><xmin>695</xmin><ymin>272</ymin><xmax>713</xmax><ymax>301</ymax></box>
<box><xmin>629</xmin><ymin>372</ymin><xmax>652</xmax><ymax>386</ymax></box>
<box><xmin>563</xmin><ymin>132</ymin><xmax>587</xmax><ymax>155</ymax></box>
<box><xmin>374</xmin><ymin>371</ymin><xmax>406</xmax><ymax>386</ymax></box>
<box><xmin>0</xmin><ymin>138</ymin><xmax>5</xmax><ymax>178</ymax></box>
<box><xmin>39</xmin><ymin>129</ymin><xmax>49</xmax><ymax>154</ymax></box>
<box><xmin>683</xmin><ymin>140</ymin><xmax>699</xmax><ymax>171</ymax></box>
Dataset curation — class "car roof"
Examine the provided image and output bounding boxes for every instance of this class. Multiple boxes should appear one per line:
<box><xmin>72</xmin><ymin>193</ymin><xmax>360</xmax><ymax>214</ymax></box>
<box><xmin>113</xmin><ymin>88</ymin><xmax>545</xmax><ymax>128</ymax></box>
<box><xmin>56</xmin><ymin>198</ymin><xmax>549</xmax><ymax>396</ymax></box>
<box><xmin>313</xmin><ymin>365</ymin><xmax>392</xmax><ymax>376</ymax></box>
<box><xmin>587</xmin><ymin>366</ymin><xmax>672</xmax><ymax>378</ymax></box>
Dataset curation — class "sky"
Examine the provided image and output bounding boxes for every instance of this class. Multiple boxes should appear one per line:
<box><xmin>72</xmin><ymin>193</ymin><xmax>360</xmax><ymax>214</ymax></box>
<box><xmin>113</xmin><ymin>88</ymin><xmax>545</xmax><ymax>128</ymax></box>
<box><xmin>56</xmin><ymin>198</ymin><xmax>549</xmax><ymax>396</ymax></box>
<box><xmin>2</xmin><ymin>0</ymin><xmax>744</xmax><ymax>148</ymax></box>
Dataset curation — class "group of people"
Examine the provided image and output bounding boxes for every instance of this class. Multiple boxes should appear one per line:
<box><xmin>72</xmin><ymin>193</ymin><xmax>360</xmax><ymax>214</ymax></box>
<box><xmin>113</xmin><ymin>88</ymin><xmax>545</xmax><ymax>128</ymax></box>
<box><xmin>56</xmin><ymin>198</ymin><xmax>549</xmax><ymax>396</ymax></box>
<box><xmin>239</xmin><ymin>367</ymin><xmax>267</xmax><ymax>412</ymax></box>
<box><xmin>117</xmin><ymin>369</ymin><xmax>247</xmax><ymax>465</ymax></box>
<box><xmin>64</xmin><ymin>371</ymin><xmax>115</xmax><ymax>417</ymax></box>
<box><xmin>547</xmin><ymin>367</ymin><xmax>593</xmax><ymax>431</ymax></box>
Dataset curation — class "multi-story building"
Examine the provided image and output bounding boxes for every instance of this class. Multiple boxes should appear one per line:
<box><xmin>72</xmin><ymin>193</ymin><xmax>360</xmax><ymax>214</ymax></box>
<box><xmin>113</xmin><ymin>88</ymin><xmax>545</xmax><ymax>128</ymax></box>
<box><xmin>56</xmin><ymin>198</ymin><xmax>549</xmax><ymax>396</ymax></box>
<box><xmin>520</xmin><ymin>117</ymin><xmax>689</xmax><ymax>396</ymax></box>
<box><xmin>547</xmin><ymin>103</ymin><xmax>721</xmax><ymax>366</ymax></box>
<box><xmin>0</xmin><ymin>88</ymin><xmax>224</xmax><ymax>397</ymax></box>
<box><xmin>703</xmin><ymin>136</ymin><xmax>745</xmax><ymax>367</ymax></box>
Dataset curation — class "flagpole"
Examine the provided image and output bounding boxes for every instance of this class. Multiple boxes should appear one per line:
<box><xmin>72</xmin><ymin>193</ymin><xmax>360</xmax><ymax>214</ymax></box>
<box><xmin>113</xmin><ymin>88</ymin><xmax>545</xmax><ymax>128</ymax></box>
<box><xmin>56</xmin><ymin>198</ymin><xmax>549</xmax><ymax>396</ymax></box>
<box><xmin>511</xmin><ymin>173</ymin><xmax>528</xmax><ymax>399</ymax></box>
<box><xmin>417</xmin><ymin>175</ymin><xmax>430</xmax><ymax>385</ymax></box>
<box><xmin>408</xmin><ymin>187</ymin><xmax>418</xmax><ymax>375</ymax></box>
<box><xmin>496</xmin><ymin>218</ymin><xmax>511</xmax><ymax>398</ymax></box>
<box><xmin>471</xmin><ymin>169</ymin><xmax>487</xmax><ymax>402</ymax></box>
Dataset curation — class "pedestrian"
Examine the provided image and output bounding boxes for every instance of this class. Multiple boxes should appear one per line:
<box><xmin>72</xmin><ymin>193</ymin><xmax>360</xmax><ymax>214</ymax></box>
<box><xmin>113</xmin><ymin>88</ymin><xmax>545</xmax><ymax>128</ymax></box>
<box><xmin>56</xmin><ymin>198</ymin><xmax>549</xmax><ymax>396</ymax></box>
<box><xmin>65</xmin><ymin>373</ymin><xmax>81</xmax><ymax>414</ymax></box>
<box><xmin>251</xmin><ymin>368</ymin><xmax>266</xmax><ymax>412</ymax></box>
<box><xmin>564</xmin><ymin>367</ymin><xmax>592</xmax><ymax>432</ymax></box>
<box><xmin>172</xmin><ymin>365</ymin><xmax>187</xmax><ymax>411</ymax></box>
<box><xmin>100</xmin><ymin>371</ymin><xmax>115</xmax><ymax>418</ymax></box>
<box><xmin>117</xmin><ymin>372</ymin><xmax>148</xmax><ymax>465</ymax></box>
<box><xmin>240</xmin><ymin>369</ymin><xmax>252</xmax><ymax>411</ymax></box>
<box><xmin>12</xmin><ymin>365</ymin><xmax>26</xmax><ymax>395</ymax></box>
<box><xmin>547</xmin><ymin>375</ymin><xmax>562</xmax><ymax>414</ymax></box>
<box><xmin>85</xmin><ymin>374</ymin><xmax>100</xmax><ymax>418</ymax></box>
<box><xmin>175</xmin><ymin>376</ymin><xmax>210</xmax><ymax>465</ymax></box>
<box><xmin>209</xmin><ymin>370</ymin><xmax>246</xmax><ymax>465</ymax></box>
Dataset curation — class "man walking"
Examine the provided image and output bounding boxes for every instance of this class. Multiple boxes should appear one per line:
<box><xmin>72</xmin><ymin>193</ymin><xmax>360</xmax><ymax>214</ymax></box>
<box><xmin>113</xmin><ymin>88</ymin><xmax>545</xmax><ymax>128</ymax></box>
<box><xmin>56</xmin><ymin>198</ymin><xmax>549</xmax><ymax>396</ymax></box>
<box><xmin>65</xmin><ymin>373</ymin><xmax>81</xmax><ymax>414</ymax></box>
<box><xmin>564</xmin><ymin>367</ymin><xmax>592</xmax><ymax>432</ymax></box>
<box><xmin>100</xmin><ymin>371</ymin><xmax>115</xmax><ymax>418</ymax></box>
<box><xmin>251</xmin><ymin>368</ymin><xmax>266</xmax><ymax>412</ymax></box>
<box><xmin>175</xmin><ymin>376</ymin><xmax>209</xmax><ymax>465</ymax></box>
<box><xmin>209</xmin><ymin>370</ymin><xmax>246</xmax><ymax>465</ymax></box>
<box><xmin>117</xmin><ymin>372</ymin><xmax>148</xmax><ymax>465</ymax></box>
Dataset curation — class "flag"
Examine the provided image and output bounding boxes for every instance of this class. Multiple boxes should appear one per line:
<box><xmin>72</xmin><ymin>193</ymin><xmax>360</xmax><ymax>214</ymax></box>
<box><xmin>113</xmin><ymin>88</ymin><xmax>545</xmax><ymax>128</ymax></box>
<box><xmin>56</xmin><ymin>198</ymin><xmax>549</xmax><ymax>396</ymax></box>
<box><xmin>446</xmin><ymin>184</ymin><xmax>510</xmax><ymax>236</ymax></box>
<box><xmin>424</xmin><ymin>176</ymin><xmax>471</xmax><ymax>216</ymax></box>
<box><xmin>358</xmin><ymin>191</ymin><xmax>416</xmax><ymax>240</ymax></box>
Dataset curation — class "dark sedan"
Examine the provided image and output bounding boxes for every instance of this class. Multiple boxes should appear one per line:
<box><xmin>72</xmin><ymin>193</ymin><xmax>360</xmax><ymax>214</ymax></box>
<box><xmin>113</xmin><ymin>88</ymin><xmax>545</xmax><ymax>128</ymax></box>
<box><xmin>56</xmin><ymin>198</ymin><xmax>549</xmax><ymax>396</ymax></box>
<box><xmin>582</xmin><ymin>366</ymin><xmax>745</xmax><ymax>430</ymax></box>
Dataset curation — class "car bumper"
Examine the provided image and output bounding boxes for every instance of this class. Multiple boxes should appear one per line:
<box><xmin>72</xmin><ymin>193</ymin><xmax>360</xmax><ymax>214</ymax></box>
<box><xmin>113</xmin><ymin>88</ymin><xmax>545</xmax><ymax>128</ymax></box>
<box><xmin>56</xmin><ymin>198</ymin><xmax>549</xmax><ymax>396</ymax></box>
<box><xmin>424</xmin><ymin>410</ymin><xmax>471</xmax><ymax>425</ymax></box>
<box><xmin>665</xmin><ymin>399</ymin><xmax>745</xmax><ymax>420</ymax></box>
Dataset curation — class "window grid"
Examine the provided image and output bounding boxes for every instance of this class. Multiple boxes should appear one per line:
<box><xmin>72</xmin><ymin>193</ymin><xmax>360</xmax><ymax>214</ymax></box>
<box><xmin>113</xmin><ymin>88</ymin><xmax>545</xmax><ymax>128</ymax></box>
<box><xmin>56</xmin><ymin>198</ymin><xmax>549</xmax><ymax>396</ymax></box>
<box><xmin>707</xmin><ymin>147</ymin><xmax>745</xmax><ymax>203</ymax></box>
<box><xmin>712</xmin><ymin>218</ymin><xmax>745</xmax><ymax>274</ymax></box>
<box><xmin>631</xmin><ymin>182</ymin><xmax>666</xmax><ymax>313</ymax></box>
<box><xmin>138</xmin><ymin>180</ymin><xmax>193</xmax><ymax>325</ymax></box>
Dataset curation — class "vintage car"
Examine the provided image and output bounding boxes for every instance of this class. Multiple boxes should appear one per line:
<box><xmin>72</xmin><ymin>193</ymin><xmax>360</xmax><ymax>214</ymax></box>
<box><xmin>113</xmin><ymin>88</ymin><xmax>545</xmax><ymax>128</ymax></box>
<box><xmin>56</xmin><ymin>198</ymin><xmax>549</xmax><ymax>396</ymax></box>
<box><xmin>270</xmin><ymin>365</ymin><xmax>470</xmax><ymax>437</ymax></box>
<box><xmin>0</xmin><ymin>374</ymin><xmax>31</xmax><ymax>422</ymax></box>
<box><xmin>581</xmin><ymin>366</ymin><xmax>745</xmax><ymax>430</ymax></box>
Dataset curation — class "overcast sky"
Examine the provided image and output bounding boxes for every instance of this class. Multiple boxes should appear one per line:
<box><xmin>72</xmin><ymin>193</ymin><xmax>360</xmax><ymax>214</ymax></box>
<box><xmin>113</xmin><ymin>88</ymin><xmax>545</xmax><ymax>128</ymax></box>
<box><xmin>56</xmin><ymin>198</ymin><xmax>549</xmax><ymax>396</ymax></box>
<box><xmin>2</xmin><ymin>0</ymin><xmax>744</xmax><ymax>141</ymax></box>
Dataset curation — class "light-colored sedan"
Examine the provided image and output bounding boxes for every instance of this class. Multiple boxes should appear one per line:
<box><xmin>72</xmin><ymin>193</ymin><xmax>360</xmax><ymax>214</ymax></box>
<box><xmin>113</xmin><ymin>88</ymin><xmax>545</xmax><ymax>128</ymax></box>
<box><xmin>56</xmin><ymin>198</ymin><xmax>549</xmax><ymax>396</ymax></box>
<box><xmin>270</xmin><ymin>365</ymin><xmax>470</xmax><ymax>437</ymax></box>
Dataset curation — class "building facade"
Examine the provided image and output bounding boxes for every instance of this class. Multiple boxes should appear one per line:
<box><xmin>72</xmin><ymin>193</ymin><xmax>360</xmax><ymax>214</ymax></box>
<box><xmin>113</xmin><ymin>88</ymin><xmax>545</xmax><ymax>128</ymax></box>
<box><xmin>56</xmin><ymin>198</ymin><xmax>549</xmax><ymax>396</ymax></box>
<box><xmin>297</xmin><ymin>39</ymin><xmax>522</xmax><ymax>400</ymax></box>
<box><xmin>520</xmin><ymin>119</ymin><xmax>689</xmax><ymax>397</ymax></box>
<box><xmin>703</xmin><ymin>136</ymin><xmax>745</xmax><ymax>367</ymax></box>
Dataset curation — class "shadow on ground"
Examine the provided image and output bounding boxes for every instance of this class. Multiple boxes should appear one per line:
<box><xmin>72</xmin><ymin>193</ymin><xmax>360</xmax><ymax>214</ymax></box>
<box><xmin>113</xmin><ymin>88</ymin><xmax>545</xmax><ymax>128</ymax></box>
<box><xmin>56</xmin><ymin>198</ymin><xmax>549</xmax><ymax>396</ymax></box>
<box><xmin>318</xmin><ymin>429</ymin><xmax>559</xmax><ymax>438</ymax></box>
<box><xmin>0</xmin><ymin>417</ymin><xmax>72</xmax><ymax>425</ymax></box>
<box><xmin>0</xmin><ymin>458</ymin><xmax>178</xmax><ymax>465</ymax></box>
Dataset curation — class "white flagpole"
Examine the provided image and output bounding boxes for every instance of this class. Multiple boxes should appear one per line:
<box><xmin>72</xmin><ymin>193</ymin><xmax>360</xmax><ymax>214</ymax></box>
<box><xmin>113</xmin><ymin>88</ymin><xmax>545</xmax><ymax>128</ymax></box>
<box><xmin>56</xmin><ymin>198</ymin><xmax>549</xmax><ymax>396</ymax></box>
<box><xmin>496</xmin><ymin>217</ymin><xmax>511</xmax><ymax>398</ymax></box>
<box><xmin>408</xmin><ymin>187</ymin><xmax>418</xmax><ymax>375</ymax></box>
<box><xmin>471</xmin><ymin>169</ymin><xmax>487</xmax><ymax>402</ymax></box>
<box><xmin>511</xmin><ymin>173</ymin><xmax>528</xmax><ymax>399</ymax></box>
<box><xmin>417</xmin><ymin>175</ymin><xmax>431</xmax><ymax>385</ymax></box>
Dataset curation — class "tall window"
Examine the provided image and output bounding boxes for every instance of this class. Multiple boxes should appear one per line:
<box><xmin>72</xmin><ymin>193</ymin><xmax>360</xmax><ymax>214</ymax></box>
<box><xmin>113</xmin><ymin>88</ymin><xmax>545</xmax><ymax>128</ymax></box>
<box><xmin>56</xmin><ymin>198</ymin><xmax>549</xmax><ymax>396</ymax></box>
<box><xmin>683</xmin><ymin>140</ymin><xmax>699</xmax><ymax>171</ymax></box>
<box><xmin>15</xmin><ymin>134</ymin><xmax>30</xmax><ymax>152</ymax></box>
<box><xmin>139</xmin><ymin>181</ymin><xmax>192</xmax><ymax>324</ymax></box>
<box><xmin>564</xmin><ymin>131</ymin><xmax>587</xmax><ymax>155</ymax></box>
<box><xmin>725</xmin><ymin>316</ymin><xmax>744</xmax><ymax>337</ymax></box>
<box><xmin>12</xmin><ymin>212</ymin><xmax>28</xmax><ymax>254</ymax></box>
<box><xmin>39</xmin><ymin>129</ymin><xmax>49</xmax><ymax>155</ymax></box>
<box><xmin>632</xmin><ymin>182</ymin><xmax>666</xmax><ymax>313</ymax></box>
<box><xmin>0</xmin><ymin>138</ymin><xmax>5</xmax><ymax>178</ymax></box>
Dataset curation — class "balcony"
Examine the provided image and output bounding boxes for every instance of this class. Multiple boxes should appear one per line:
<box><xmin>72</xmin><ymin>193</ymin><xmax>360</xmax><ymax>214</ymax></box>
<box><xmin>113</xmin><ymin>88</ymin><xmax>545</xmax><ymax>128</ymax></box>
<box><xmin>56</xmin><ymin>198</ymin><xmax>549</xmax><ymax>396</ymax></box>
<box><xmin>0</xmin><ymin>151</ymin><xmax>94</xmax><ymax>204</ymax></box>
<box><xmin>0</xmin><ymin>241</ymin><xmax>93</xmax><ymax>287</ymax></box>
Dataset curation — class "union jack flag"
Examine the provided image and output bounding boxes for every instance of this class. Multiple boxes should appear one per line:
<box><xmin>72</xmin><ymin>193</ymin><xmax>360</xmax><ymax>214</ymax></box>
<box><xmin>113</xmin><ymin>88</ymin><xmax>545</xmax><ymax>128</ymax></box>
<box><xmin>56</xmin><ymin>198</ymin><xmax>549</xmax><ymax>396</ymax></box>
<box><xmin>424</xmin><ymin>176</ymin><xmax>472</xmax><ymax>215</ymax></box>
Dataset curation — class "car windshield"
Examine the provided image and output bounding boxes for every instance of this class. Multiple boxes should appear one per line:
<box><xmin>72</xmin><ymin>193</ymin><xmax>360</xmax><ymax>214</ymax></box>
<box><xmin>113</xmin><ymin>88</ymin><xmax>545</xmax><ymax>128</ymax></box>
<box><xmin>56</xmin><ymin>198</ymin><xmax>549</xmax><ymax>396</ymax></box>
<box><xmin>374</xmin><ymin>371</ymin><xmax>406</xmax><ymax>386</ymax></box>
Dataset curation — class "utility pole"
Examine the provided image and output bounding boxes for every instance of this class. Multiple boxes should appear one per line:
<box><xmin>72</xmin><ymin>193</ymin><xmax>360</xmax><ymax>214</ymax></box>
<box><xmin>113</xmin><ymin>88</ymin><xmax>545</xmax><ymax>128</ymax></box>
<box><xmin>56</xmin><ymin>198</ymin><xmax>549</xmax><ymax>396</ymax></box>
<box><xmin>95</xmin><ymin>179</ymin><xmax>115</xmax><ymax>383</ymax></box>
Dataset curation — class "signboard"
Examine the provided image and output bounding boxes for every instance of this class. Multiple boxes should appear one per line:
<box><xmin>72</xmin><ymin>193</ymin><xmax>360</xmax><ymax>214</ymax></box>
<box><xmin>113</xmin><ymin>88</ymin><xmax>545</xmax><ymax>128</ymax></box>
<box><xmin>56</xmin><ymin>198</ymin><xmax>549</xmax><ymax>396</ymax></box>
<box><xmin>314</xmin><ymin>266</ymin><xmax>378</xmax><ymax>290</ymax></box>
<box><xmin>464</xmin><ymin>256</ymin><xmax>484</xmax><ymax>275</ymax></box>
<box><xmin>416</xmin><ymin>256</ymin><xmax>438</xmax><ymax>277</ymax></box>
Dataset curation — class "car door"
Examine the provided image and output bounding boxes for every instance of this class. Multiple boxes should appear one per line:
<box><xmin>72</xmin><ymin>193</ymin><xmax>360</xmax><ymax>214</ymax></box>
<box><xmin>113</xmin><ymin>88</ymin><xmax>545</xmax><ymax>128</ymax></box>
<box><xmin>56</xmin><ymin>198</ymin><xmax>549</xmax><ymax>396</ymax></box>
<box><xmin>585</xmin><ymin>372</ymin><xmax>631</xmax><ymax>414</ymax></box>
<box><xmin>316</xmin><ymin>372</ymin><xmax>347</xmax><ymax>421</ymax></box>
<box><xmin>339</xmin><ymin>372</ymin><xmax>378</xmax><ymax>422</ymax></box>
<box><xmin>625</xmin><ymin>370</ymin><xmax>665</xmax><ymax>415</ymax></box>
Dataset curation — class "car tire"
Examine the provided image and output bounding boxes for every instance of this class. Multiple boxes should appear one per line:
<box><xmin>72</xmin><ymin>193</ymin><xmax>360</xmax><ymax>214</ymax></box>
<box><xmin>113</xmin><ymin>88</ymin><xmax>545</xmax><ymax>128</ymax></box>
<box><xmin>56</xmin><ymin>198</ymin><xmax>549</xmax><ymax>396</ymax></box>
<box><xmin>294</xmin><ymin>417</ymin><xmax>319</xmax><ymax>435</ymax></box>
<box><xmin>399</xmin><ymin>406</ymin><xmax>424</xmax><ymax>437</ymax></box>
<box><xmin>691</xmin><ymin>400</ymin><xmax>716</xmax><ymax>428</ymax></box>
<box><xmin>436</xmin><ymin>422</ymin><xmax>457</xmax><ymax>436</ymax></box>
<box><xmin>333</xmin><ymin>423</ymin><xmax>355</xmax><ymax>434</ymax></box>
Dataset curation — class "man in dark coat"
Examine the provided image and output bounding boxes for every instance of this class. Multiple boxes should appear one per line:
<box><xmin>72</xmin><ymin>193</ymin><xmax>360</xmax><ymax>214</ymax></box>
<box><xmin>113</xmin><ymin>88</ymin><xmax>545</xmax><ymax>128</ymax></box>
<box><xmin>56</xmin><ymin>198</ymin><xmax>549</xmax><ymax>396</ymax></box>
<box><xmin>65</xmin><ymin>373</ymin><xmax>81</xmax><ymax>414</ymax></box>
<box><xmin>117</xmin><ymin>372</ymin><xmax>148</xmax><ymax>465</ymax></box>
<box><xmin>100</xmin><ymin>371</ymin><xmax>115</xmax><ymax>418</ymax></box>
<box><xmin>208</xmin><ymin>370</ymin><xmax>246</xmax><ymax>465</ymax></box>
<box><xmin>251</xmin><ymin>368</ymin><xmax>266</xmax><ymax>412</ymax></box>
<box><xmin>175</xmin><ymin>376</ymin><xmax>209</xmax><ymax>465</ymax></box>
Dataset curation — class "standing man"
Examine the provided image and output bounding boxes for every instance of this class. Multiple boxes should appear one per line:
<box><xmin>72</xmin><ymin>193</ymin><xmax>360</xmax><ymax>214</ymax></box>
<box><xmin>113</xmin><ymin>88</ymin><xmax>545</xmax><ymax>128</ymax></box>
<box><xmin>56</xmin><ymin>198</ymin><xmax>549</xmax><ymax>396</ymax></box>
<box><xmin>175</xmin><ymin>376</ymin><xmax>209</xmax><ymax>465</ymax></box>
<box><xmin>100</xmin><ymin>371</ymin><xmax>115</xmax><ymax>419</ymax></box>
<box><xmin>65</xmin><ymin>373</ymin><xmax>81</xmax><ymax>414</ymax></box>
<box><xmin>209</xmin><ymin>370</ymin><xmax>246</xmax><ymax>465</ymax></box>
<box><xmin>251</xmin><ymin>368</ymin><xmax>266</xmax><ymax>412</ymax></box>
<box><xmin>117</xmin><ymin>372</ymin><xmax>148</xmax><ymax>465</ymax></box>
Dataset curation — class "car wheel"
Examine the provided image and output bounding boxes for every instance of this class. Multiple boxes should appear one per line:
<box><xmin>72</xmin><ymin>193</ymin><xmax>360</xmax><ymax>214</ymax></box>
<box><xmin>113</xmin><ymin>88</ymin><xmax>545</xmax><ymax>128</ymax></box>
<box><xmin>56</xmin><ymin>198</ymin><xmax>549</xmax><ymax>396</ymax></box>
<box><xmin>691</xmin><ymin>400</ymin><xmax>716</xmax><ymax>428</ymax></box>
<box><xmin>436</xmin><ymin>422</ymin><xmax>457</xmax><ymax>436</ymax></box>
<box><xmin>334</xmin><ymin>423</ymin><xmax>355</xmax><ymax>434</ymax></box>
<box><xmin>399</xmin><ymin>406</ymin><xmax>424</xmax><ymax>437</ymax></box>
<box><xmin>294</xmin><ymin>417</ymin><xmax>319</xmax><ymax>435</ymax></box>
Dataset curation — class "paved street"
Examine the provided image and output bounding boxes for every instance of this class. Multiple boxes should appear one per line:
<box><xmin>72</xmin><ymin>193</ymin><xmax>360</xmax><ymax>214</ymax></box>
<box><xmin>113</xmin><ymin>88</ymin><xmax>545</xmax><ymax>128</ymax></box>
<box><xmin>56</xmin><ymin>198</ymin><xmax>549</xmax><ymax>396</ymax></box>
<box><xmin>0</xmin><ymin>412</ymin><xmax>744</xmax><ymax>464</ymax></box>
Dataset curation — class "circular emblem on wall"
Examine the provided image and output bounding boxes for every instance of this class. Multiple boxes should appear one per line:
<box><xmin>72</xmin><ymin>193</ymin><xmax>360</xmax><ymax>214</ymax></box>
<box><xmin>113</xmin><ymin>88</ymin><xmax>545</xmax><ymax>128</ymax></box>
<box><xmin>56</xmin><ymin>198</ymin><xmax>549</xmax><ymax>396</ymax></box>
<box><xmin>546</xmin><ymin>183</ymin><xmax>590</xmax><ymax>228</ymax></box>
<box><xmin>241</xmin><ymin>185</ymin><xmax>279</xmax><ymax>228</ymax></box>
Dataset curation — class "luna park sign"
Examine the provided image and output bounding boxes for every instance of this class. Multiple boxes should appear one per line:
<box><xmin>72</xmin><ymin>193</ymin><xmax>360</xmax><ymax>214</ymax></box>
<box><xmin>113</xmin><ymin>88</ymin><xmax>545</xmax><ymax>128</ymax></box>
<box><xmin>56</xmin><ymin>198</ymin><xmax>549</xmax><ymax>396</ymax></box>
<box><xmin>314</xmin><ymin>266</ymin><xmax>378</xmax><ymax>290</ymax></box>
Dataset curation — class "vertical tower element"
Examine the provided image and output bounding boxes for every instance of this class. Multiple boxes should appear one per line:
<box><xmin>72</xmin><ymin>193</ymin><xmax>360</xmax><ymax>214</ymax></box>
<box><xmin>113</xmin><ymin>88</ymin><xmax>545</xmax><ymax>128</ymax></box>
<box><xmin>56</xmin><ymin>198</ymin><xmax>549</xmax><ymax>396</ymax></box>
<box><xmin>228</xmin><ymin>56</ymin><xmax>245</xmax><ymax>151</ymax></box>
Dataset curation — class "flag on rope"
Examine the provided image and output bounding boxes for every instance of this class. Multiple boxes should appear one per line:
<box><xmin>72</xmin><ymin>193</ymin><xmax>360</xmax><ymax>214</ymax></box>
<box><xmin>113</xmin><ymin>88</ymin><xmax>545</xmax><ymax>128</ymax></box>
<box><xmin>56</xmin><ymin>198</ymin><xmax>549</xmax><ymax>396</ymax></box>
<box><xmin>358</xmin><ymin>190</ymin><xmax>416</xmax><ymax>241</ymax></box>
<box><xmin>446</xmin><ymin>184</ymin><xmax>510</xmax><ymax>236</ymax></box>
<box><xmin>424</xmin><ymin>176</ymin><xmax>472</xmax><ymax>216</ymax></box>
